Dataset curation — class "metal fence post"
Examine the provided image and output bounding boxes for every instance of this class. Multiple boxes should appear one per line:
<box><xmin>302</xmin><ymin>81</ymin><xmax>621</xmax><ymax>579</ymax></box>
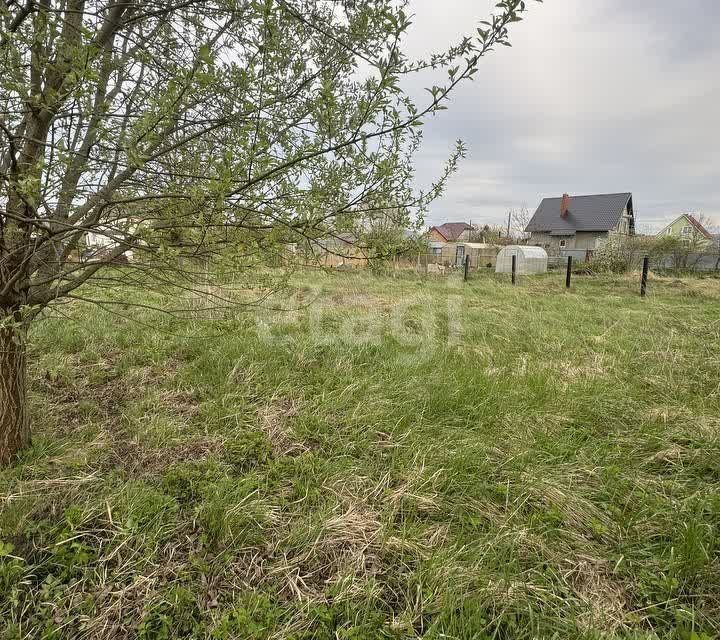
<box><xmin>640</xmin><ymin>255</ymin><xmax>649</xmax><ymax>297</ymax></box>
<box><xmin>511</xmin><ymin>254</ymin><xmax>517</xmax><ymax>285</ymax></box>
<box><xmin>566</xmin><ymin>255</ymin><xmax>572</xmax><ymax>289</ymax></box>
<box><xmin>464</xmin><ymin>255</ymin><xmax>470</xmax><ymax>281</ymax></box>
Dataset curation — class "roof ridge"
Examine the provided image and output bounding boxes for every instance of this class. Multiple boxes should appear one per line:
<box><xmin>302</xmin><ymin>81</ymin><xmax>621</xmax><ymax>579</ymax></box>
<box><xmin>541</xmin><ymin>192</ymin><xmax>631</xmax><ymax>199</ymax></box>
<box><xmin>684</xmin><ymin>213</ymin><xmax>713</xmax><ymax>238</ymax></box>
<box><xmin>435</xmin><ymin>221</ymin><xmax>472</xmax><ymax>226</ymax></box>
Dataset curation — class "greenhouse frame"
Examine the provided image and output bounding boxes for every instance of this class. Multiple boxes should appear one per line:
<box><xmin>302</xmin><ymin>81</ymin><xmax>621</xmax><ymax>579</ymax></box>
<box><xmin>495</xmin><ymin>245</ymin><xmax>548</xmax><ymax>275</ymax></box>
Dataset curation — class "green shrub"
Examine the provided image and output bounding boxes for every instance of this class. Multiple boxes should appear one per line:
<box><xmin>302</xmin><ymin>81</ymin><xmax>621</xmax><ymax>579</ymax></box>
<box><xmin>592</xmin><ymin>235</ymin><xmax>654</xmax><ymax>273</ymax></box>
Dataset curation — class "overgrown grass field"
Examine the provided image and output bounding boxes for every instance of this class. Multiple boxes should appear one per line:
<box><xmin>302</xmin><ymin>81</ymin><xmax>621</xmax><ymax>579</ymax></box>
<box><xmin>1</xmin><ymin>270</ymin><xmax>719</xmax><ymax>639</ymax></box>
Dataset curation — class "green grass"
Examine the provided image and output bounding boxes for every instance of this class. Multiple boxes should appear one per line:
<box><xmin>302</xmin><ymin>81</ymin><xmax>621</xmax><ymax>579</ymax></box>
<box><xmin>1</xmin><ymin>269</ymin><xmax>719</xmax><ymax>639</ymax></box>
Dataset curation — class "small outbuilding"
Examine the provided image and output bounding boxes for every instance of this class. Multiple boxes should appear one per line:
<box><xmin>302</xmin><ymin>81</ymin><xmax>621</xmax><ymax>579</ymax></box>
<box><xmin>461</xmin><ymin>243</ymin><xmax>499</xmax><ymax>268</ymax></box>
<box><xmin>495</xmin><ymin>245</ymin><xmax>548</xmax><ymax>275</ymax></box>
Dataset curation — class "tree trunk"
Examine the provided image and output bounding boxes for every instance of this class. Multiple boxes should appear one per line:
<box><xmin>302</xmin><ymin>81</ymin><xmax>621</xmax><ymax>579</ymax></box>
<box><xmin>0</xmin><ymin>323</ymin><xmax>30</xmax><ymax>465</ymax></box>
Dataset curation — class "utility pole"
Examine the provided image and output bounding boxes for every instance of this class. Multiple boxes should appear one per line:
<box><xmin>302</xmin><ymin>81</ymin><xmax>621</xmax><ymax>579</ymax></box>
<box><xmin>506</xmin><ymin>211</ymin><xmax>512</xmax><ymax>239</ymax></box>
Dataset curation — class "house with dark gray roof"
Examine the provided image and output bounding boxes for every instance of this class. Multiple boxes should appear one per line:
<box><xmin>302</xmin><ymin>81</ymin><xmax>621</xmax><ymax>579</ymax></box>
<box><xmin>525</xmin><ymin>192</ymin><xmax>635</xmax><ymax>256</ymax></box>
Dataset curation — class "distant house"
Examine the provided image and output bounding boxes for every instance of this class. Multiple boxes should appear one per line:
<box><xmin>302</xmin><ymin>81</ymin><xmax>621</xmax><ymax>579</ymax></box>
<box><xmin>656</xmin><ymin>214</ymin><xmax>714</xmax><ymax>248</ymax></box>
<box><xmin>525</xmin><ymin>192</ymin><xmax>635</xmax><ymax>256</ymax></box>
<box><xmin>311</xmin><ymin>233</ymin><xmax>369</xmax><ymax>268</ymax></box>
<box><xmin>427</xmin><ymin>222</ymin><xmax>473</xmax><ymax>243</ymax></box>
<box><xmin>83</xmin><ymin>218</ymin><xmax>142</xmax><ymax>262</ymax></box>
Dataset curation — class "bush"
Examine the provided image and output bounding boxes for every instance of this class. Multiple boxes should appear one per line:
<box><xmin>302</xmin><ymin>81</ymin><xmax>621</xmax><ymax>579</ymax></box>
<box><xmin>592</xmin><ymin>235</ymin><xmax>654</xmax><ymax>273</ymax></box>
<box><xmin>649</xmin><ymin>235</ymin><xmax>719</xmax><ymax>272</ymax></box>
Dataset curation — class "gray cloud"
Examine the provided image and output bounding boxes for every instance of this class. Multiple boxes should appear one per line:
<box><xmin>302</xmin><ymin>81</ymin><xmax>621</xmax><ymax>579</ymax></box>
<box><xmin>404</xmin><ymin>0</ymin><xmax>720</xmax><ymax>232</ymax></box>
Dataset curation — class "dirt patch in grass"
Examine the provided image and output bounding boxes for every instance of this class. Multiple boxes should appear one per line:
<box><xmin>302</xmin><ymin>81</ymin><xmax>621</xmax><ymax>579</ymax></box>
<box><xmin>550</xmin><ymin>354</ymin><xmax>609</xmax><ymax>380</ymax></box>
<box><xmin>105</xmin><ymin>434</ymin><xmax>225</xmax><ymax>476</ymax></box>
<box><xmin>32</xmin><ymin>351</ymin><xmax>197</xmax><ymax>435</ymax></box>
<box><xmin>32</xmin><ymin>358</ymin><xmax>128</xmax><ymax>437</ymax></box>
<box><xmin>322</xmin><ymin>290</ymin><xmax>402</xmax><ymax>313</ymax></box>
<box><xmin>275</xmin><ymin>502</ymin><xmax>385</xmax><ymax>602</ymax></box>
<box><xmin>566</xmin><ymin>556</ymin><xmax>630</xmax><ymax>633</ymax></box>
<box><xmin>257</xmin><ymin>397</ymin><xmax>305</xmax><ymax>456</ymax></box>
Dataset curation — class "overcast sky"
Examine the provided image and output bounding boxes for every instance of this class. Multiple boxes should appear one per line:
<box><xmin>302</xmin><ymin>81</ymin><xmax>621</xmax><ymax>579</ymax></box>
<box><xmin>403</xmin><ymin>0</ymin><xmax>720</xmax><ymax>232</ymax></box>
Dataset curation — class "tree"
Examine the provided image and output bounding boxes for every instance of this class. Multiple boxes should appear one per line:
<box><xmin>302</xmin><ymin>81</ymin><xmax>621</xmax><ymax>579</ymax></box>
<box><xmin>651</xmin><ymin>236</ymin><xmax>693</xmax><ymax>270</ymax></box>
<box><xmin>509</xmin><ymin>205</ymin><xmax>531</xmax><ymax>239</ymax></box>
<box><xmin>0</xmin><ymin>0</ymin><xmax>535</xmax><ymax>464</ymax></box>
<box><xmin>469</xmin><ymin>223</ymin><xmax>514</xmax><ymax>245</ymax></box>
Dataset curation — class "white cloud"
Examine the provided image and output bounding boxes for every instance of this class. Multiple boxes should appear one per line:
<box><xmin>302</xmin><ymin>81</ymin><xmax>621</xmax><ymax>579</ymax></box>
<box><xmin>402</xmin><ymin>0</ymin><xmax>720</xmax><ymax>231</ymax></box>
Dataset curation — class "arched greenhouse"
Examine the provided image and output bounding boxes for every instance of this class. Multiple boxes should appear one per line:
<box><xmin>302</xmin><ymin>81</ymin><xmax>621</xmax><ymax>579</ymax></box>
<box><xmin>495</xmin><ymin>245</ymin><xmax>548</xmax><ymax>275</ymax></box>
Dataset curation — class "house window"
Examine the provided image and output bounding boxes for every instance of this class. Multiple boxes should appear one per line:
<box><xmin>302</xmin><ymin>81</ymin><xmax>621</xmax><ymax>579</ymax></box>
<box><xmin>681</xmin><ymin>226</ymin><xmax>692</xmax><ymax>236</ymax></box>
<box><xmin>432</xmin><ymin>247</ymin><xmax>442</xmax><ymax>256</ymax></box>
<box><xmin>559</xmin><ymin>239</ymin><xmax>566</xmax><ymax>248</ymax></box>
